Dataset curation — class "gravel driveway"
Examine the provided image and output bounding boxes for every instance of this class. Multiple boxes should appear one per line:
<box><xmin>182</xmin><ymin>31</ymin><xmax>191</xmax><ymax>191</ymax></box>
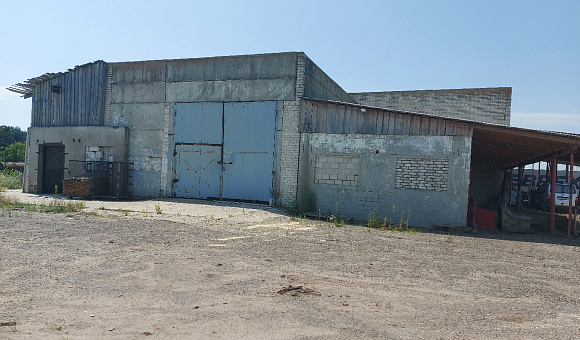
<box><xmin>1</xmin><ymin>190</ymin><xmax>580</xmax><ymax>339</ymax></box>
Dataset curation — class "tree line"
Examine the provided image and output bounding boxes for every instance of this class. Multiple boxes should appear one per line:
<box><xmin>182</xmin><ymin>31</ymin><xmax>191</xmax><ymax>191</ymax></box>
<box><xmin>0</xmin><ymin>126</ymin><xmax>27</xmax><ymax>162</ymax></box>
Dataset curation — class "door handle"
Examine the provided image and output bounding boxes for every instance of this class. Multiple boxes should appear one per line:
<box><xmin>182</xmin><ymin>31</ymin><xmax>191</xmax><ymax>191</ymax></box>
<box><xmin>218</xmin><ymin>161</ymin><xmax>233</xmax><ymax>165</ymax></box>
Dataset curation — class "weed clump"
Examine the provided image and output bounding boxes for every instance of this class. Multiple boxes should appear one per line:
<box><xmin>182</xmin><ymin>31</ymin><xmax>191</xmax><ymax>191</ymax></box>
<box><xmin>366</xmin><ymin>206</ymin><xmax>420</xmax><ymax>233</ymax></box>
<box><xmin>0</xmin><ymin>186</ymin><xmax>85</xmax><ymax>215</ymax></box>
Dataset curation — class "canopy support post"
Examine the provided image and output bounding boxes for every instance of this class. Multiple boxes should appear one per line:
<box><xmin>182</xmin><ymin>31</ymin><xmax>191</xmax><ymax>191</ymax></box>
<box><xmin>550</xmin><ymin>157</ymin><xmax>557</xmax><ymax>233</ymax></box>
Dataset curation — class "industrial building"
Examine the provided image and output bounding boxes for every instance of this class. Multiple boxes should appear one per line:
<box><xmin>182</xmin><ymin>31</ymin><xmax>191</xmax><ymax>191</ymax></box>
<box><xmin>9</xmin><ymin>52</ymin><xmax>580</xmax><ymax>228</ymax></box>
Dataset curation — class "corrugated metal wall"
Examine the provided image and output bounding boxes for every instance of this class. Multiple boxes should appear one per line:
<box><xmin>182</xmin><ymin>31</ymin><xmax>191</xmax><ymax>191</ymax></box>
<box><xmin>31</xmin><ymin>61</ymin><xmax>107</xmax><ymax>127</ymax></box>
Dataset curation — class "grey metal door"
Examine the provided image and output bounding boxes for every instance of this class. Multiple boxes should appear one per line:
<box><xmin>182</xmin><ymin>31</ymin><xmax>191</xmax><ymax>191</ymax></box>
<box><xmin>173</xmin><ymin>101</ymin><xmax>277</xmax><ymax>202</ymax></box>
<box><xmin>222</xmin><ymin>102</ymin><xmax>277</xmax><ymax>201</ymax></box>
<box><xmin>173</xmin><ymin>102</ymin><xmax>222</xmax><ymax>198</ymax></box>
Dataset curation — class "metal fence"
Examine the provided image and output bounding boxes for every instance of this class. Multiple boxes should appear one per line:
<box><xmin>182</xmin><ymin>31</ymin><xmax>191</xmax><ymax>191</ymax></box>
<box><xmin>65</xmin><ymin>160</ymin><xmax>133</xmax><ymax>198</ymax></box>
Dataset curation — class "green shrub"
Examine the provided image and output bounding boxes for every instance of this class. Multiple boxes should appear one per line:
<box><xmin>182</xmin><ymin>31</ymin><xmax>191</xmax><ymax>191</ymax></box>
<box><xmin>4</xmin><ymin>142</ymin><xmax>25</xmax><ymax>162</ymax></box>
<box><xmin>0</xmin><ymin>170</ymin><xmax>23</xmax><ymax>189</ymax></box>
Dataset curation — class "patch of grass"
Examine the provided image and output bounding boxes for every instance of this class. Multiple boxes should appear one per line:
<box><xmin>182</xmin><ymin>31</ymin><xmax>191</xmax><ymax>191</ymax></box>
<box><xmin>328</xmin><ymin>203</ymin><xmax>346</xmax><ymax>227</ymax></box>
<box><xmin>367</xmin><ymin>210</ymin><xmax>382</xmax><ymax>229</ymax></box>
<box><xmin>154</xmin><ymin>203</ymin><xmax>162</xmax><ymax>215</ymax></box>
<box><xmin>286</xmin><ymin>199</ymin><xmax>299</xmax><ymax>216</ymax></box>
<box><xmin>0</xmin><ymin>170</ymin><xmax>23</xmax><ymax>189</ymax></box>
<box><xmin>38</xmin><ymin>198</ymin><xmax>85</xmax><ymax>213</ymax></box>
<box><xmin>0</xmin><ymin>192</ymin><xmax>85</xmax><ymax>214</ymax></box>
<box><xmin>328</xmin><ymin>214</ymin><xmax>345</xmax><ymax>227</ymax></box>
<box><xmin>366</xmin><ymin>208</ymin><xmax>421</xmax><ymax>233</ymax></box>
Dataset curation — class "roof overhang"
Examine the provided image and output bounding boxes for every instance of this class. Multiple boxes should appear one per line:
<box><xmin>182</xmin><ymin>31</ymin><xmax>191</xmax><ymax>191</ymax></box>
<box><xmin>471</xmin><ymin>124</ymin><xmax>580</xmax><ymax>169</ymax></box>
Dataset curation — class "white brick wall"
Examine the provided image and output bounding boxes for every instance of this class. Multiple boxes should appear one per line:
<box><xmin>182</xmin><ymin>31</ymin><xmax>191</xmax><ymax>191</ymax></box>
<box><xmin>276</xmin><ymin>55</ymin><xmax>306</xmax><ymax>206</ymax></box>
<box><xmin>104</xmin><ymin>65</ymin><xmax>113</xmax><ymax>124</ymax></box>
<box><xmin>395</xmin><ymin>157</ymin><xmax>449</xmax><ymax>191</ymax></box>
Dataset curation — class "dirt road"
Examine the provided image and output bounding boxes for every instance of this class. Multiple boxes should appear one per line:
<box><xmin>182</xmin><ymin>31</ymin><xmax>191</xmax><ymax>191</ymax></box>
<box><xmin>1</xmin><ymin>190</ymin><xmax>580</xmax><ymax>339</ymax></box>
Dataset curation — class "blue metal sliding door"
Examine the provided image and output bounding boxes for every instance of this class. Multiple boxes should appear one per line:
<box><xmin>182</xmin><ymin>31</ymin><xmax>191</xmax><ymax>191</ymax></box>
<box><xmin>173</xmin><ymin>101</ymin><xmax>277</xmax><ymax>202</ymax></box>
<box><xmin>173</xmin><ymin>102</ymin><xmax>222</xmax><ymax>198</ymax></box>
<box><xmin>222</xmin><ymin>101</ymin><xmax>277</xmax><ymax>201</ymax></box>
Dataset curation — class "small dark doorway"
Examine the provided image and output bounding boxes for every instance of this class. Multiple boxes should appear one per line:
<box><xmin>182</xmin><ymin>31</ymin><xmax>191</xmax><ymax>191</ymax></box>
<box><xmin>41</xmin><ymin>144</ymin><xmax>65</xmax><ymax>194</ymax></box>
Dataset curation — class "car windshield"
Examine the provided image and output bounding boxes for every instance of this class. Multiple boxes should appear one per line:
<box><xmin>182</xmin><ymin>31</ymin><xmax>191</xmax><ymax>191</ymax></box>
<box><xmin>555</xmin><ymin>184</ymin><xmax>576</xmax><ymax>194</ymax></box>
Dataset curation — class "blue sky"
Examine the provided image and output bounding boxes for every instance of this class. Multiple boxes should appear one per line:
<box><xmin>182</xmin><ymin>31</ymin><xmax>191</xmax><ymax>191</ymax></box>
<box><xmin>1</xmin><ymin>0</ymin><xmax>578</xmax><ymax>133</ymax></box>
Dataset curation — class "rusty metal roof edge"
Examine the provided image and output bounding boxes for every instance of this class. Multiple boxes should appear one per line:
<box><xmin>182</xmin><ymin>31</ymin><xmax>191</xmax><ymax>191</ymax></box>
<box><xmin>301</xmin><ymin>97</ymin><xmax>580</xmax><ymax>141</ymax></box>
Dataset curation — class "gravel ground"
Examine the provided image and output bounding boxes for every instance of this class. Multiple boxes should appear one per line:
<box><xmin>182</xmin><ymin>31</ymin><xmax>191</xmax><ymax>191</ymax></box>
<box><xmin>1</xmin><ymin>192</ymin><xmax>580</xmax><ymax>339</ymax></box>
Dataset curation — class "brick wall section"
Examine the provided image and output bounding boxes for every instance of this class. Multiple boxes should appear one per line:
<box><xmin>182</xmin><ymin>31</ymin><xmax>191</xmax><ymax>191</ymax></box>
<box><xmin>395</xmin><ymin>157</ymin><xmax>449</xmax><ymax>191</ymax></box>
<box><xmin>314</xmin><ymin>155</ymin><xmax>360</xmax><ymax>185</ymax></box>
<box><xmin>350</xmin><ymin>88</ymin><xmax>511</xmax><ymax>125</ymax></box>
<box><xmin>104</xmin><ymin>65</ymin><xmax>113</xmax><ymax>124</ymax></box>
<box><xmin>276</xmin><ymin>55</ymin><xmax>305</xmax><ymax>206</ymax></box>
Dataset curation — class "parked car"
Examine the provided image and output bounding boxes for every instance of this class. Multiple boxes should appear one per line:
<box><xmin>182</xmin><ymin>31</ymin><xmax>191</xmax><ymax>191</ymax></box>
<box><xmin>532</xmin><ymin>183</ymin><xmax>578</xmax><ymax>210</ymax></box>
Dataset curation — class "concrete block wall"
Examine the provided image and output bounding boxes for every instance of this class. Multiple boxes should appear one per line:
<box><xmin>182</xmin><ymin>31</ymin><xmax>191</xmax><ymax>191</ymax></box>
<box><xmin>350</xmin><ymin>88</ymin><xmax>512</xmax><ymax>125</ymax></box>
<box><xmin>299</xmin><ymin>133</ymin><xmax>472</xmax><ymax>227</ymax></box>
<box><xmin>314</xmin><ymin>155</ymin><xmax>360</xmax><ymax>186</ymax></box>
